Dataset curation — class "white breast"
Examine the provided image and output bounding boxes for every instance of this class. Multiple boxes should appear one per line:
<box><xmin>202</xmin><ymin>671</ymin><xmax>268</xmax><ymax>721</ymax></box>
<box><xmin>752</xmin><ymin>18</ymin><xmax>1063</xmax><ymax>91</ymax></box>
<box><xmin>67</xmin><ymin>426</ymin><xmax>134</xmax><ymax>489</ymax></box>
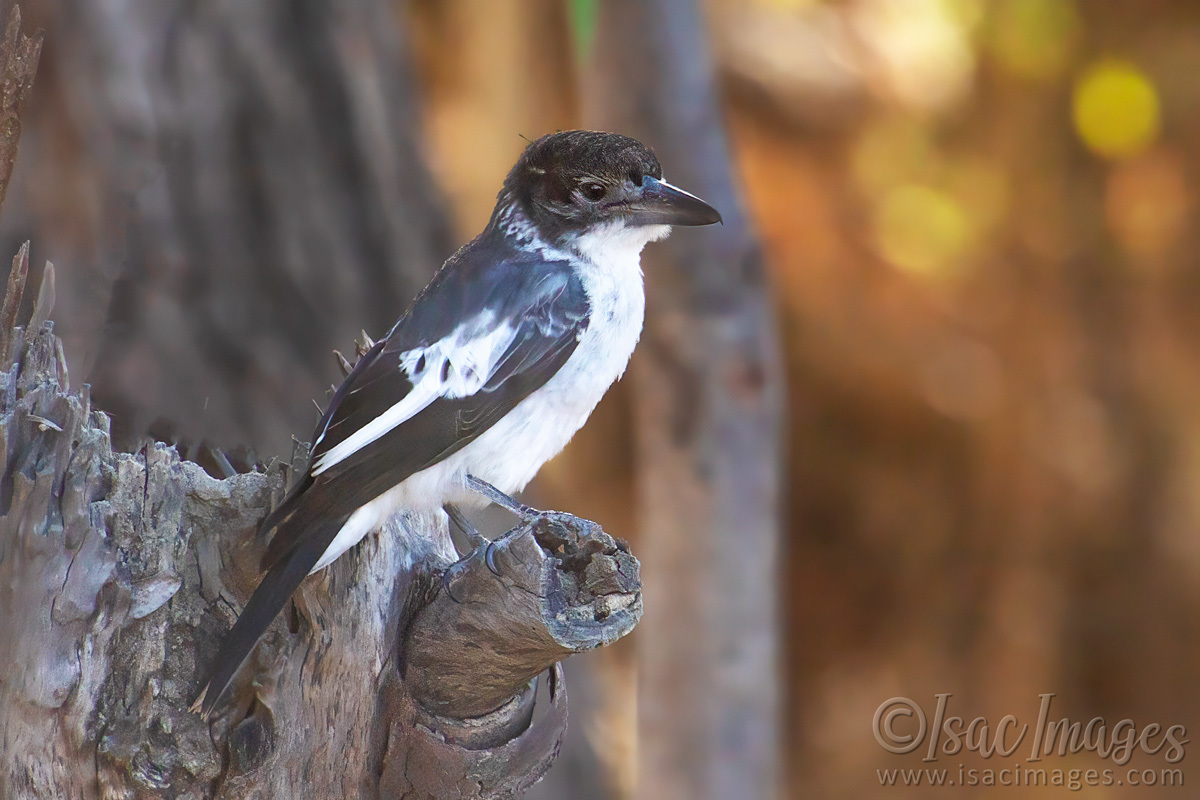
<box><xmin>437</xmin><ymin>220</ymin><xmax>670</xmax><ymax>498</ymax></box>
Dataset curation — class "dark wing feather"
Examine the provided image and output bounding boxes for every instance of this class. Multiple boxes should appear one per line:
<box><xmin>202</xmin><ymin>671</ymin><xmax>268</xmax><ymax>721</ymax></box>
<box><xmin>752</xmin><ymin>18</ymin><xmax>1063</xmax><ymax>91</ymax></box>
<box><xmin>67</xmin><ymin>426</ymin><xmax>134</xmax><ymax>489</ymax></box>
<box><xmin>196</xmin><ymin>513</ymin><xmax>344</xmax><ymax>715</ymax></box>
<box><xmin>256</xmin><ymin>337</ymin><xmax>388</xmax><ymax>548</ymax></box>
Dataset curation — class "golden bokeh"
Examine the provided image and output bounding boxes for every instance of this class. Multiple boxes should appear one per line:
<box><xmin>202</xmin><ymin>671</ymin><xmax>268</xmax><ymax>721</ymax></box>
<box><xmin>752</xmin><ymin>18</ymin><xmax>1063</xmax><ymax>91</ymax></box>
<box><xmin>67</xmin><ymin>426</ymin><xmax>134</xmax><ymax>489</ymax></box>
<box><xmin>987</xmin><ymin>0</ymin><xmax>1082</xmax><ymax>80</ymax></box>
<box><xmin>1073</xmin><ymin>59</ymin><xmax>1161</xmax><ymax>159</ymax></box>
<box><xmin>875</xmin><ymin>184</ymin><xmax>971</xmax><ymax>278</ymax></box>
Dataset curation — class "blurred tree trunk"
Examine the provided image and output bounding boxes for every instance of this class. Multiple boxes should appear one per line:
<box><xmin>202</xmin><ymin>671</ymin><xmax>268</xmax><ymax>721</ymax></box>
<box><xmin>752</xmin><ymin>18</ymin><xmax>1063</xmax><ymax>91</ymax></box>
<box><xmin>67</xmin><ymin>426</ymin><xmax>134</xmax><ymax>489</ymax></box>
<box><xmin>583</xmin><ymin>2</ymin><xmax>783</xmax><ymax>798</ymax></box>
<box><xmin>6</xmin><ymin>0</ymin><xmax>453</xmax><ymax>460</ymax></box>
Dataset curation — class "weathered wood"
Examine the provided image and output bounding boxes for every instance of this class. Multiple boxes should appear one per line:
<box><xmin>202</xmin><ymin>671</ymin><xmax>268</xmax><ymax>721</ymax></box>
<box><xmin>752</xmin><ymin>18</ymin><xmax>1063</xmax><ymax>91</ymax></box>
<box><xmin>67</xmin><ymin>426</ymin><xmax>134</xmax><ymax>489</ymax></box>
<box><xmin>0</xmin><ymin>240</ymin><xmax>26</xmax><ymax>361</ymax></box>
<box><xmin>377</xmin><ymin>662</ymin><xmax>569</xmax><ymax>798</ymax></box>
<box><xmin>0</xmin><ymin>271</ymin><xmax>642</xmax><ymax>797</ymax></box>
<box><xmin>584</xmin><ymin>2</ymin><xmax>784</xmax><ymax>798</ymax></box>
<box><xmin>27</xmin><ymin>260</ymin><xmax>53</xmax><ymax>333</ymax></box>
<box><xmin>406</xmin><ymin>513</ymin><xmax>642</xmax><ymax>720</ymax></box>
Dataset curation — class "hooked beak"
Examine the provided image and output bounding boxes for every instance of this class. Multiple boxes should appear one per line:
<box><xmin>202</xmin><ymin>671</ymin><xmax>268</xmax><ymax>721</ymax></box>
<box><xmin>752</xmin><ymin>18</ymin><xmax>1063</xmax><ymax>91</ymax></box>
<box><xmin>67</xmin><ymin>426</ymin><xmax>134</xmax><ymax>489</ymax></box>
<box><xmin>628</xmin><ymin>176</ymin><xmax>723</xmax><ymax>227</ymax></box>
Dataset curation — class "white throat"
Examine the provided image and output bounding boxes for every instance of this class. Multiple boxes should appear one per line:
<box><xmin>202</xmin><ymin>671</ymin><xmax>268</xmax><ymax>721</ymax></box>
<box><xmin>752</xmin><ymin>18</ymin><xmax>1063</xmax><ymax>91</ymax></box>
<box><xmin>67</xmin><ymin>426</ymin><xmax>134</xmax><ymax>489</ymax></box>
<box><xmin>561</xmin><ymin>219</ymin><xmax>663</xmax><ymax>400</ymax></box>
<box><xmin>567</xmin><ymin>221</ymin><xmax>671</xmax><ymax>272</ymax></box>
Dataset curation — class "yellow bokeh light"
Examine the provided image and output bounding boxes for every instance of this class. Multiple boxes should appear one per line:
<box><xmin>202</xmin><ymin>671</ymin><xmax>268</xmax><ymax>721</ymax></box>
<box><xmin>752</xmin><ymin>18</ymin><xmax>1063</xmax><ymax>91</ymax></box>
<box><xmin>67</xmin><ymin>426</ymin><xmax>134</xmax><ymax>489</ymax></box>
<box><xmin>987</xmin><ymin>0</ymin><xmax>1081</xmax><ymax>81</ymax></box>
<box><xmin>875</xmin><ymin>184</ymin><xmax>971</xmax><ymax>278</ymax></box>
<box><xmin>1072</xmin><ymin>60</ymin><xmax>1161</xmax><ymax>160</ymax></box>
<box><xmin>942</xmin><ymin>0</ymin><xmax>987</xmax><ymax>35</ymax></box>
<box><xmin>852</xmin><ymin>0</ymin><xmax>977</xmax><ymax>113</ymax></box>
<box><xmin>851</xmin><ymin>116</ymin><xmax>941</xmax><ymax>199</ymax></box>
<box><xmin>753</xmin><ymin>0</ymin><xmax>822</xmax><ymax>10</ymax></box>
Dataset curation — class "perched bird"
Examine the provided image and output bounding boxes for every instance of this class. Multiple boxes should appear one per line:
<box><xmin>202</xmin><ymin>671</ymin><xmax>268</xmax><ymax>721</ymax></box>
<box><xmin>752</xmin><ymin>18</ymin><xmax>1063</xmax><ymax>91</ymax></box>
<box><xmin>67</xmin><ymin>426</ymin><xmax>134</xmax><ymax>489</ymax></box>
<box><xmin>195</xmin><ymin>130</ymin><xmax>721</xmax><ymax>714</ymax></box>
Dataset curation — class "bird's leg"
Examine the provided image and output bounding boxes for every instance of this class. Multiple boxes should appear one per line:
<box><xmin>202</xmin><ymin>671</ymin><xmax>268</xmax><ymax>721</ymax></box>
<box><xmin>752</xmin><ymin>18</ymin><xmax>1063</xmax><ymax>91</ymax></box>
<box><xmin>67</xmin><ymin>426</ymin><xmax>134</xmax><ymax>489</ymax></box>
<box><xmin>442</xmin><ymin>504</ymin><xmax>487</xmax><ymax>599</ymax></box>
<box><xmin>463</xmin><ymin>475</ymin><xmax>544</xmax><ymax>578</ymax></box>
<box><xmin>444</xmin><ymin>477</ymin><xmax>541</xmax><ymax>584</ymax></box>
<box><xmin>465</xmin><ymin>474</ymin><xmax>540</xmax><ymax>521</ymax></box>
<box><xmin>444</xmin><ymin>503</ymin><xmax>488</xmax><ymax>550</ymax></box>
<box><xmin>442</xmin><ymin>502</ymin><xmax>504</xmax><ymax>587</ymax></box>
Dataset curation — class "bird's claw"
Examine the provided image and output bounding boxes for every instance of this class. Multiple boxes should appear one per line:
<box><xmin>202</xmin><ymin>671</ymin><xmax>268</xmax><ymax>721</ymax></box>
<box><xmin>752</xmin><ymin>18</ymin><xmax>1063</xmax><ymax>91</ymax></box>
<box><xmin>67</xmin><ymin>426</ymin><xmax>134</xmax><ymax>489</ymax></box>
<box><xmin>484</xmin><ymin>540</ymin><xmax>502</xmax><ymax>576</ymax></box>
<box><xmin>440</xmin><ymin>533</ymin><xmax>506</xmax><ymax>599</ymax></box>
<box><xmin>446</xmin><ymin>486</ymin><xmax>546</xmax><ymax>580</ymax></box>
<box><xmin>440</xmin><ymin>560</ymin><xmax>468</xmax><ymax>603</ymax></box>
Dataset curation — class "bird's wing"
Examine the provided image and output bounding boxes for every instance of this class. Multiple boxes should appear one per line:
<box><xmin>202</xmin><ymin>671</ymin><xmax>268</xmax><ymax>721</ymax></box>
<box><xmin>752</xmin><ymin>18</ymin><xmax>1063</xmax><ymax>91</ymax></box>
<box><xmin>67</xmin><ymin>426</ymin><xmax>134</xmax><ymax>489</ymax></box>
<box><xmin>259</xmin><ymin>248</ymin><xmax>590</xmax><ymax>571</ymax></box>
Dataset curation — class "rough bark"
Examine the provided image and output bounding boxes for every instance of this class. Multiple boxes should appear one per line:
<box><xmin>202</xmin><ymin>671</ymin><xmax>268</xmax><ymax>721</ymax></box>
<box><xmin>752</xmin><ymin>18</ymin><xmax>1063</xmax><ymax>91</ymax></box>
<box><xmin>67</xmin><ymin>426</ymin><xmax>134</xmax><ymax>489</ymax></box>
<box><xmin>0</xmin><ymin>261</ymin><xmax>643</xmax><ymax>797</ymax></box>
<box><xmin>583</xmin><ymin>2</ymin><xmax>784</xmax><ymax>798</ymax></box>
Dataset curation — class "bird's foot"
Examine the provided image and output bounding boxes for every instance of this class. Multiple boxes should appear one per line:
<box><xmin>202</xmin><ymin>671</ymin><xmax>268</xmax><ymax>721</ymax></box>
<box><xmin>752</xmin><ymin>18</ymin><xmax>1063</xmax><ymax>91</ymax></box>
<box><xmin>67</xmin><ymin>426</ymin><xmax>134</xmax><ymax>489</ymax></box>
<box><xmin>465</xmin><ymin>474</ymin><xmax>540</xmax><ymax>521</ymax></box>
<box><xmin>443</xmin><ymin>481</ymin><xmax>543</xmax><ymax>589</ymax></box>
<box><xmin>440</xmin><ymin>560</ymin><xmax>467</xmax><ymax>602</ymax></box>
<box><xmin>443</xmin><ymin>502</ymin><xmax>503</xmax><ymax>587</ymax></box>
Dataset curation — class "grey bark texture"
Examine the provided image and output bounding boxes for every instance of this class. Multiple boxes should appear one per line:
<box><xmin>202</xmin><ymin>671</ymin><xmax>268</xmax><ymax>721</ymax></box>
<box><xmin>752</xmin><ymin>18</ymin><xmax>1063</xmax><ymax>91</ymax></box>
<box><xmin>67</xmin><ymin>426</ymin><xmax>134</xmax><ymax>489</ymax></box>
<box><xmin>584</xmin><ymin>1</ymin><xmax>784</xmax><ymax>798</ymax></box>
<box><xmin>7</xmin><ymin>0</ymin><xmax>453</xmax><ymax>460</ymax></box>
<box><xmin>0</xmin><ymin>264</ymin><xmax>644</xmax><ymax>797</ymax></box>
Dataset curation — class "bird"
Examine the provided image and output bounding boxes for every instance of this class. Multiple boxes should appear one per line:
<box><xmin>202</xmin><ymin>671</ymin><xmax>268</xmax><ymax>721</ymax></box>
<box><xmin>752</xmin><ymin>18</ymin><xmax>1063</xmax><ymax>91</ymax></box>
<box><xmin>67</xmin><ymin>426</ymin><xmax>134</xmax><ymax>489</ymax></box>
<box><xmin>194</xmin><ymin>129</ymin><xmax>722</xmax><ymax>714</ymax></box>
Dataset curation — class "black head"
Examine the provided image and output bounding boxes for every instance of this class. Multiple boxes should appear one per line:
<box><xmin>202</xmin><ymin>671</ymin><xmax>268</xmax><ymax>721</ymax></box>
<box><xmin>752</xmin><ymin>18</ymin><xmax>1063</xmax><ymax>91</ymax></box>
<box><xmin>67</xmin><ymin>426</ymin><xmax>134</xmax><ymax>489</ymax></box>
<box><xmin>499</xmin><ymin>130</ymin><xmax>721</xmax><ymax>244</ymax></box>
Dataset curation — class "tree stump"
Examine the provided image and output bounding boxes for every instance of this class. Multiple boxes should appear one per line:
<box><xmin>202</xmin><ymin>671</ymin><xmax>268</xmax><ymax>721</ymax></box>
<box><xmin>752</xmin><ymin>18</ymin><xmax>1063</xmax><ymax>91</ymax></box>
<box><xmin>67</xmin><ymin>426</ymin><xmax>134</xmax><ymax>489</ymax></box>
<box><xmin>0</xmin><ymin>255</ymin><xmax>643</xmax><ymax>797</ymax></box>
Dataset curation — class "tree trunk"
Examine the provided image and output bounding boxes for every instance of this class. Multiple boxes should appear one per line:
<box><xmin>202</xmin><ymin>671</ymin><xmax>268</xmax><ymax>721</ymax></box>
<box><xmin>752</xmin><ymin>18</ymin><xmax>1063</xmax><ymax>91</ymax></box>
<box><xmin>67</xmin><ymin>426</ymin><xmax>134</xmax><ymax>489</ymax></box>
<box><xmin>583</xmin><ymin>2</ymin><xmax>784</xmax><ymax>798</ymax></box>
<box><xmin>8</xmin><ymin>0</ymin><xmax>453</xmax><ymax>460</ymax></box>
<box><xmin>0</xmin><ymin>268</ymin><xmax>643</xmax><ymax>796</ymax></box>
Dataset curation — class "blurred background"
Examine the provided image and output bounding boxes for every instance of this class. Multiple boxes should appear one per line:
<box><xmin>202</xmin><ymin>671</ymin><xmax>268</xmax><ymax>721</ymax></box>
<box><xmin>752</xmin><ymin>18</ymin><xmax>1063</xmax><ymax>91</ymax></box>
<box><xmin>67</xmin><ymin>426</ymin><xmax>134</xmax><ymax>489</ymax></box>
<box><xmin>4</xmin><ymin>0</ymin><xmax>1200</xmax><ymax>797</ymax></box>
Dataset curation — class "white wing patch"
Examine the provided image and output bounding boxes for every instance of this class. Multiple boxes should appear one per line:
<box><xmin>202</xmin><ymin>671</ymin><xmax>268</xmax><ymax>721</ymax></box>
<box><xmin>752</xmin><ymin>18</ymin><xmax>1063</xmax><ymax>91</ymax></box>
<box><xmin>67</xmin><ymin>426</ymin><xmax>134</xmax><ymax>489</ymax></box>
<box><xmin>311</xmin><ymin>318</ymin><xmax>517</xmax><ymax>475</ymax></box>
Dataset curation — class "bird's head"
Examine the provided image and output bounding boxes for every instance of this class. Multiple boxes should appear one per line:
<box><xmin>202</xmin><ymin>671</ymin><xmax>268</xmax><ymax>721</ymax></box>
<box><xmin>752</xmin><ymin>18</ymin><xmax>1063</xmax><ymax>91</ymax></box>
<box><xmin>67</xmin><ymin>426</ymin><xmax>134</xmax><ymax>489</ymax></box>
<box><xmin>498</xmin><ymin>130</ymin><xmax>722</xmax><ymax>251</ymax></box>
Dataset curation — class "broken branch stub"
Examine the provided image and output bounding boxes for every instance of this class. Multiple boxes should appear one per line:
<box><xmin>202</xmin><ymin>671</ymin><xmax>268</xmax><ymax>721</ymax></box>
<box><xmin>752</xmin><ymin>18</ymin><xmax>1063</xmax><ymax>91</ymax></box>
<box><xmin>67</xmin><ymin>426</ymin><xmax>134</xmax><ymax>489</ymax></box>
<box><xmin>404</xmin><ymin>513</ymin><xmax>643</xmax><ymax>720</ymax></box>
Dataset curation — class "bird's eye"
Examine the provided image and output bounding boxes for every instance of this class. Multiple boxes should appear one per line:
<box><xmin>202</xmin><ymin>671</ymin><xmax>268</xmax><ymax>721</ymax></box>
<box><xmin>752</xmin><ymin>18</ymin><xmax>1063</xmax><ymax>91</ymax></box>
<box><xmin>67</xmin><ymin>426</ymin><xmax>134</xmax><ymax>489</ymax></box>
<box><xmin>579</xmin><ymin>182</ymin><xmax>607</xmax><ymax>201</ymax></box>
<box><xmin>629</xmin><ymin>171</ymin><xmax>643</xmax><ymax>186</ymax></box>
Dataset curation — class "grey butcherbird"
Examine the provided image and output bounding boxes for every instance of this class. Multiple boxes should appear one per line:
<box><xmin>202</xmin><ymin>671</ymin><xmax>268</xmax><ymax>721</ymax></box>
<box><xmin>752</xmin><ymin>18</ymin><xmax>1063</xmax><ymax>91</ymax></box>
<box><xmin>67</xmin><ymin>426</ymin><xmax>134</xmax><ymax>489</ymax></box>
<box><xmin>195</xmin><ymin>130</ymin><xmax>721</xmax><ymax>714</ymax></box>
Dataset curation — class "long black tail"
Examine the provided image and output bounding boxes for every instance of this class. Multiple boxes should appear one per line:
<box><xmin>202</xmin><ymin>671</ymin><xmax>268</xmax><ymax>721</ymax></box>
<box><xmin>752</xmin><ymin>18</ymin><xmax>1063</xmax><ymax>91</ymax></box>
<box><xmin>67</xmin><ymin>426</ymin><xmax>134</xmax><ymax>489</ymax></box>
<box><xmin>193</xmin><ymin>516</ymin><xmax>345</xmax><ymax>716</ymax></box>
